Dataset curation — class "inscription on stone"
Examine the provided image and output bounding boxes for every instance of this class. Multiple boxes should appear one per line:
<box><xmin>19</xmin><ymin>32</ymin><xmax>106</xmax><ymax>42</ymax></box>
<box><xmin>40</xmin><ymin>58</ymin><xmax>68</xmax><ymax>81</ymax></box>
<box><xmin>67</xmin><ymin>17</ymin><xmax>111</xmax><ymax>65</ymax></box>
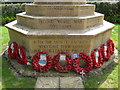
<box><xmin>48</xmin><ymin>6</ymin><xmax>74</xmax><ymax>10</ymax></box>
<box><xmin>31</xmin><ymin>39</ymin><xmax>90</xmax><ymax>55</ymax></box>
<box><xmin>38</xmin><ymin>19</ymin><xmax>83</xmax><ymax>24</ymax></box>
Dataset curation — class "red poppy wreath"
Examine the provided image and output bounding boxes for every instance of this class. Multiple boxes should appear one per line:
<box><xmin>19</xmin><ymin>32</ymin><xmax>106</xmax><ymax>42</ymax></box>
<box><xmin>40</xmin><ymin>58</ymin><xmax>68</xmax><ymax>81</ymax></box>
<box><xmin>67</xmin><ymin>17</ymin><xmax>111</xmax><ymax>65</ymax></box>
<box><xmin>73</xmin><ymin>53</ymin><xmax>93</xmax><ymax>73</ymax></box>
<box><xmin>32</xmin><ymin>52</ymin><xmax>53</xmax><ymax>72</ymax></box>
<box><xmin>17</xmin><ymin>46</ymin><xmax>28</xmax><ymax>64</ymax></box>
<box><xmin>91</xmin><ymin>48</ymin><xmax>103</xmax><ymax>68</ymax></box>
<box><xmin>53</xmin><ymin>52</ymin><xmax>73</xmax><ymax>73</ymax></box>
<box><xmin>100</xmin><ymin>43</ymin><xmax>111</xmax><ymax>61</ymax></box>
<box><xmin>107</xmin><ymin>39</ymin><xmax>114</xmax><ymax>55</ymax></box>
<box><xmin>8</xmin><ymin>42</ymin><xmax>18</xmax><ymax>59</ymax></box>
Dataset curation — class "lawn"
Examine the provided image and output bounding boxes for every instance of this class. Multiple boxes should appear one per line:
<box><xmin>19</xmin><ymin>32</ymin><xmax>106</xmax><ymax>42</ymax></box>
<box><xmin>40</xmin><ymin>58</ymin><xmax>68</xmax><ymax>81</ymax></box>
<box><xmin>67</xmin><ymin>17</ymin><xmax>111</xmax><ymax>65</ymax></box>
<box><xmin>0</xmin><ymin>24</ymin><xmax>119</xmax><ymax>89</ymax></box>
<box><xmin>83</xmin><ymin>24</ymin><xmax>119</xmax><ymax>88</ymax></box>
<box><xmin>1</xmin><ymin>57</ymin><xmax>36</xmax><ymax>89</ymax></box>
<box><xmin>0</xmin><ymin>26</ymin><xmax>36</xmax><ymax>89</ymax></box>
<box><xmin>0</xmin><ymin>26</ymin><xmax>9</xmax><ymax>54</ymax></box>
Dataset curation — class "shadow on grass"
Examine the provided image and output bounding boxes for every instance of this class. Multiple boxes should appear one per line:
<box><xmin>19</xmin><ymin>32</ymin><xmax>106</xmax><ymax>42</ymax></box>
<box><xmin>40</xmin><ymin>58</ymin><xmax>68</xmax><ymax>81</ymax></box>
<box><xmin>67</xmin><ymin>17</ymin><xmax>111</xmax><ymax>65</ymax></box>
<box><xmin>1</xmin><ymin>56</ymin><xmax>36</xmax><ymax>89</ymax></box>
<box><xmin>83</xmin><ymin>62</ymin><xmax>118</xmax><ymax>88</ymax></box>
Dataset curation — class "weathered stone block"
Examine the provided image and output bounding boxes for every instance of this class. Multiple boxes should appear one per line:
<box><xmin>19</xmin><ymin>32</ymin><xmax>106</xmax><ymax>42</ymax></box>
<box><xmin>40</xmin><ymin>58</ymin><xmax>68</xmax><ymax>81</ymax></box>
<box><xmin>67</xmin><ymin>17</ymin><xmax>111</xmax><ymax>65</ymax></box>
<box><xmin>34</xmin><ymin>0</ymin><xmax>86</xmax><ymax>5</ymax></box>
<box><xmin>60</xmin><ymin>77</ymin><xmax>84</xmax><ymax>88</ymax></box>
<box><xmin>16</xmin><ymin>12</ymin><xmax>104</xmax><ymax>30</ymax></box>
<box><xmin>25</xmin><ymin>4</ymin><xmax>95</xmax><ymax>17</ymax></box>
<box><xmin>35</xmin><ymin>77</ymin><xmax>59</xmax><ymax>88</ymax></box>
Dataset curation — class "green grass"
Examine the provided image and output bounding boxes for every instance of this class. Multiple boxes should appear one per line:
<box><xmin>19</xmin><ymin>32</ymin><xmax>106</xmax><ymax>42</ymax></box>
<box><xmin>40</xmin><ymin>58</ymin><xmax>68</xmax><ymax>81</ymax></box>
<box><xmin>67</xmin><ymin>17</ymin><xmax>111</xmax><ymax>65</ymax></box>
<box><xmin>83</xmin><ymin>63</ymin><xmax>118</xmax><ymax>88</ymax></box>
<box><xmin>0</xmin><ymin>26</ymin><xmax>36</xmax><ymax>89</ymax></box>
<box><xmin>83</xmin><ymin>24</ymin><xmax>119</xmax><ymax>88</ymax></box>
<box><xmin>111</xmin><ymin>24</ymin><xmax>119</xmax><ymax>50</ymax></box>
<box><xmin>0</xmin><ymin>24</ymin><xmax>119</xmax><ymax>88</ymax></box>
<box><xmin>2</xmin><ymin>57</ymin><xmax>36</xmax><ymax>89</ymax></box>
<box><xmin>0</xmin><ymin>26</ymin><xmax>10</xmax><ymax>54</ymax></box>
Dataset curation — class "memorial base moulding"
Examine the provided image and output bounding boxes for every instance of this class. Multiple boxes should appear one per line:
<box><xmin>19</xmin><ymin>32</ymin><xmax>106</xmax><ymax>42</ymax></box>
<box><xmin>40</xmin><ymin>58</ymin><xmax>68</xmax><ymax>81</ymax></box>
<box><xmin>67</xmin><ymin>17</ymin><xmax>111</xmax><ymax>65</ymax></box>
<box><xmin>5</xmin><ymin>20</ymin><xmax>115</xmax><ymax>57</ymax></box>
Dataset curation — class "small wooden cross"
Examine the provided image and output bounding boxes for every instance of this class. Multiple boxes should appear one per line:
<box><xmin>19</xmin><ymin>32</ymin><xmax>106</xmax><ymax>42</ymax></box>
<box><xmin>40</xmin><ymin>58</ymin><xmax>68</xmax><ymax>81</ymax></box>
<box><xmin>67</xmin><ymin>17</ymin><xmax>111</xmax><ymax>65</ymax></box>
<box><xmin>80</xmin><ymin>70</ymin><xmax>85</xmax><ymax>77</ymax></box>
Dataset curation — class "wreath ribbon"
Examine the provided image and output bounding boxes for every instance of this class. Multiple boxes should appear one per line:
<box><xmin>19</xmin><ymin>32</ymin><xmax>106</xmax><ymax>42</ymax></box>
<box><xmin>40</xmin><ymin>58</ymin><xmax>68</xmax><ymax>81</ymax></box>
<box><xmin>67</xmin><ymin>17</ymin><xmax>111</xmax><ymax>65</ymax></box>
<box><xmin>100</xmin><ymin>44</ymin><xmax>111</xmax><ymax>61</ymax></box>
<box><xmin>17</xmin><ymin>46</ymin><xmax>28</xmax><ymax>64</ymax></box>
<box><xmin>91</xmin><ymin>49</ymin><xmax>103</xmax><ymax>68</ymax></box>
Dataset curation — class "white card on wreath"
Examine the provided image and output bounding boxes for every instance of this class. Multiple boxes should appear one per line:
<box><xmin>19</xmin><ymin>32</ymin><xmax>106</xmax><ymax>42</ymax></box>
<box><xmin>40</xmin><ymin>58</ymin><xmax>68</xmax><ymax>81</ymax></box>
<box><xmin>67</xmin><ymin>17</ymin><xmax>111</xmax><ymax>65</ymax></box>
<box><xmin>39</xmin><ymin>54</ymin><xmax>47</xmax><ymax>66</ymax></box>
<box><xmin>40</xmin><ymin>54</ymin><xmax>47</xmax><ymax>61</ymax></box>
<box><xmin>11</xmin><ymin>43</ymin><xmax>14</xmax><ymax>49</ymax></box>
<box><xmin>60</xmin><ymin>54</ymin><xmax>66</xmax><ymax>61</ymax></box>
<box><xmin>71</xmin><ymin>53</ymin><xmax>78</xmax><ymax>59</ymax></box>
<box><xmin>95</xmin><ymin>51</ymin><xmax>99</xmax><ymax>63</ymax></box>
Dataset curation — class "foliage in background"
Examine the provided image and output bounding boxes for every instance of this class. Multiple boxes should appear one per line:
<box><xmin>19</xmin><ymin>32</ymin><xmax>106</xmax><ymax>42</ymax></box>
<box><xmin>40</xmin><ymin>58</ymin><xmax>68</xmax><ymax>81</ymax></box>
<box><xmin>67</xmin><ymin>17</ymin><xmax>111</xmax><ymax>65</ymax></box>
<box><xmin>1</xmin><ymin>3</ymin><xmax>25</xmax><ymax>25</ymax></box>
<box><xmin>0</xmin><ymin>2</ymin><xmax>120</xmax><ymax>25</ymax></box>
<box><xmin>88</xmin><ymin>2</ymin><xmax>120</xmax><ymax>23</ymax></box>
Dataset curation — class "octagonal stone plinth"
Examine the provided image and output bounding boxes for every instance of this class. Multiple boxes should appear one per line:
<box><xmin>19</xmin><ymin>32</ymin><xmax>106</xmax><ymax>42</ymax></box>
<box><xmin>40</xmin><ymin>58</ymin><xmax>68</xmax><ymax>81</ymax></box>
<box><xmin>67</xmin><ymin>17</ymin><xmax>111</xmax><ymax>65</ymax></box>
<box><xmin>5</xmin><ymin>20</ymin><xmax>114</xmax><ymax>57</ymax></box>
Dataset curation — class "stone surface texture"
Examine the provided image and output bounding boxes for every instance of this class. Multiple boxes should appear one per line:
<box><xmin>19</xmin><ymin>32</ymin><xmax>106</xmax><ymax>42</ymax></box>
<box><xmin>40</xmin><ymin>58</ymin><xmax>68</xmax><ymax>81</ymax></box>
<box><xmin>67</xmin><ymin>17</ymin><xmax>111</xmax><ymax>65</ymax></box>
<box><xmin>35</xmin><ymin>77</ymin><xmax>59</xmax><ymax>88</ymax></box>
<box><xmin>60</xmin><ymin>77</ymin><xmax>84</xmax><ymax>88</ymax></box>
<box><xmin>5</xmin><ymin>0</ymin><xmax>115</xmax><ymax>57</ymax></box>
<box><xmin>35</xmin><ymin>77</ymin><xmax>84</xmax><ymax>88</ymax></box>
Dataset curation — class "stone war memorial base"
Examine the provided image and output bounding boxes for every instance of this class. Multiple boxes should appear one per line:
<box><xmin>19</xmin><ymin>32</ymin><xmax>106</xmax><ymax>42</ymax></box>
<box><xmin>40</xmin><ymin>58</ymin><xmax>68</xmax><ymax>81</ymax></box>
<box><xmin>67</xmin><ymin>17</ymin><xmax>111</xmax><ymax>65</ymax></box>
<box><xmin>3</xmin><ymin>0</ymin><xmax>118</xmax><ymax>88</ymax></box>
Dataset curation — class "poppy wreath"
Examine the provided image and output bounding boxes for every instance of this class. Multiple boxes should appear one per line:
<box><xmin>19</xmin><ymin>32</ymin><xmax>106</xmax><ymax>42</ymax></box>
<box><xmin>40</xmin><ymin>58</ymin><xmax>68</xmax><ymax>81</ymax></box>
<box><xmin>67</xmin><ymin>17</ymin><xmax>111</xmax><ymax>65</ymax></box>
<box><xmin>8</xmin><ymin>42</ymin><xmax>18</xmax><ymax>59</ymax></box>
<box><xmin>73</xmin><ymin>53</ymin><xmax>93</xmax><ymax>73</ymax></box>
<box><xmin>91</xmin><ymin>48</ymin><xmax>103</xmax><ymax>68</ymax></box>
<box><xmin>17</xmin><ymin>46</ymin><xmax>28</xmax><ymax>64</ymax></box>
<box><xmin>32</xmin><ymin>52</ymin><xmax>53</xmax><ymax>72</ymax></box>
<box><xmin>107</xmin><ymin>39</ymin><xmax>114</xmax><ymax>55</ymax></box>
<box><xmin>53</xmin><ymin>52</ymin><xmax>73</xmax><ymax>73</ymax></box>
<box><xmin>100</xmin><ymin>44</ymin><xmax>111</xmax><ymax>61</ymax></box>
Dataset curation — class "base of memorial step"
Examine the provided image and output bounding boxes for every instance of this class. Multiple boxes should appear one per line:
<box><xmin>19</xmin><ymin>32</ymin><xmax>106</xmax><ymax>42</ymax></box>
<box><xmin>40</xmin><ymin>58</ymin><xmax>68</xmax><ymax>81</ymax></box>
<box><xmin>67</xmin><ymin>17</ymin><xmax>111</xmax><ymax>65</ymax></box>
<box><xmin>35</xmin><ymin>77</ymin><xmax>84</xmax><ymax>89</ymax></box>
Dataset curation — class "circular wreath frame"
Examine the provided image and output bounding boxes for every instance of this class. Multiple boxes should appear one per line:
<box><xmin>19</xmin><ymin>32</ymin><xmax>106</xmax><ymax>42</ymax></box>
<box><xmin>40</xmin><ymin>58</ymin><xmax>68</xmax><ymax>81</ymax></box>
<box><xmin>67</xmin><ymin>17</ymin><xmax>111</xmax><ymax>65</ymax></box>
<box><xmin>107</xmin><ymin>40</ymin><xmax>114</xmax><ymax>55</ymax></box>
<box><xmin>8</xmin><ymin>42</ymin><xmax>18</xmax><ymax>59</ymax></box>
<box><xmin>53</xmin><ymin>52</ymin><xmax>73</xmax><ymax>73</ymax></box>
<box><xmin>32</xmin><ymin>52</ymin><xmax>53</xmax><ymax>72</ymax></box>
<box><xmin>91</xmin><ymin>48</ymin><xmax>103</xmax><ymax>68</ymax></box>
<box><xmin>17</xmin><ymin>46</ymin><xmax>28</xmax><ymax>64</ymax></box>
<box><xmin>73</xmin><ymin>53</ymin><xmax>93</xmax><ymax>73</ymax></box>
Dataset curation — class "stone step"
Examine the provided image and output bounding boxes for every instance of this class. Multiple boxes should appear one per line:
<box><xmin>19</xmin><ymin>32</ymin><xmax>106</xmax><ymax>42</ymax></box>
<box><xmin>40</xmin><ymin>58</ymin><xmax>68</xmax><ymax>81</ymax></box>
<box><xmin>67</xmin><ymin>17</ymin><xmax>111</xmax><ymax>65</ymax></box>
<box><xmin>16</xmin><ymin>12</ymin><xmax>104</xmax><ymax>30</ymax></box>
<box><xmin>60</xmin><ymin>77</ymin><xmax>84</xmax><ymax>88</ymax></box>
<box><xmin>35</xmin><ymin>77</ymin><xmax>84</xmax><ymax>89</ymax></box>
<box><xmin>25</xmin><ymin>4</ymin><xmax>95</xmax><ymax>17</ymax></box>
<box><xmin>35</xmin><ymin>77</ymin><xmax>59</xmax><ymax>88</ymax></box>
<box><xmin>34</xmin><ymin>0</ymin><xmax>86</xmax><ymax>5</ymax></box>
